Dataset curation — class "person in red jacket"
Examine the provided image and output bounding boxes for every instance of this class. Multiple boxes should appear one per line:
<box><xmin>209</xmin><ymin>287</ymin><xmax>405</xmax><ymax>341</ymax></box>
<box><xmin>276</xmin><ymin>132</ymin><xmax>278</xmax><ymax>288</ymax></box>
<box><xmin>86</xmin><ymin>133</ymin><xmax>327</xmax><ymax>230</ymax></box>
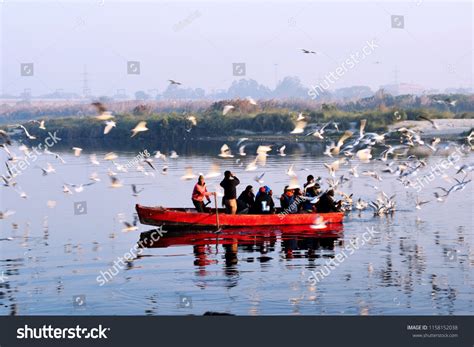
<box><xmin>192</xmin><ymin>175</ymin><xmax>215</xmax><ymax>212</ymax></box>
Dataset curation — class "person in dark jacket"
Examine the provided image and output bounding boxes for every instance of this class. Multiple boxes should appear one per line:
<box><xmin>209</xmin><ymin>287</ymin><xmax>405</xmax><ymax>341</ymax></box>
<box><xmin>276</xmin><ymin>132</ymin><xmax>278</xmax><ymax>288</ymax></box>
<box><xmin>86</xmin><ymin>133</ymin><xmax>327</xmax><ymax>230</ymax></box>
<box><xmin>220</xmin><ymin>171</ymin><xmax>240</xmax><ymax>214</ymax></box>
<box><xmin>301</xmin><ymin>182</ymin><xmax>321</xmax><ymax>212</ymax></box>
<box><xmin>253</xmin><ymin>186</ymin><xmax>275</xmax><ymax>214</ymax></box>
<box><xmin>315</xmin><ymin>189</ymin><xmax>342</xmax><ymax>213</ymax></box>
<box><xmin>304</xmin><ymin>175</ymin><xmax>321</xmax><ymax>192</ymax></box>
<box><xmin>304</xmin><ymin>175</ymin><xmax>315</xmax><ymax>190</ymax></box>
<box><xmin>237</xmin><ymin>185</ymin><xmax>255</xmax><ymax>214</ymax></box>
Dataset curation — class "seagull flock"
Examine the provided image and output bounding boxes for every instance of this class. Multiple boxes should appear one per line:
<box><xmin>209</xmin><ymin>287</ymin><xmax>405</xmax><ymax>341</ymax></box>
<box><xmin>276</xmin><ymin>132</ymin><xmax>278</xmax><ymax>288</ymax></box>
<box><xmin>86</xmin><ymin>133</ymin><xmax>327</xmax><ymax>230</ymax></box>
<box><xmin>207</xmin><ymin>112</ymin><xmax>472</xmax><ymax>220</ymax></box>
<box><xmin>0</xmin><ymin>97</ymin><xmax>473</xmax><ymax>233</ymax></box>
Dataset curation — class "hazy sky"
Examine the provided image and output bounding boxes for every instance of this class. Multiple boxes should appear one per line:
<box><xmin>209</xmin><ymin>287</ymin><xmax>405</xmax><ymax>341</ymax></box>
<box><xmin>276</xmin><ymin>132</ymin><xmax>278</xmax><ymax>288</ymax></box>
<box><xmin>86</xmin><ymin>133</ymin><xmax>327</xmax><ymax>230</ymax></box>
<box><xmin>1</xmin><ymin>0</ymin><xmax>472</xmax><ymax>96</ymax></box>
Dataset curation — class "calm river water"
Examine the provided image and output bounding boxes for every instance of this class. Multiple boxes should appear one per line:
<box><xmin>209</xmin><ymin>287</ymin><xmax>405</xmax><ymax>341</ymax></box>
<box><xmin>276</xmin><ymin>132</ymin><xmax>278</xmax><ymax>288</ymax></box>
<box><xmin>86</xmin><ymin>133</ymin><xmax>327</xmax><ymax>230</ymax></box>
<box><xmin>0</xmin><ymin>141</ymin><xmax>473</xmax><ymax>315</ymax></box>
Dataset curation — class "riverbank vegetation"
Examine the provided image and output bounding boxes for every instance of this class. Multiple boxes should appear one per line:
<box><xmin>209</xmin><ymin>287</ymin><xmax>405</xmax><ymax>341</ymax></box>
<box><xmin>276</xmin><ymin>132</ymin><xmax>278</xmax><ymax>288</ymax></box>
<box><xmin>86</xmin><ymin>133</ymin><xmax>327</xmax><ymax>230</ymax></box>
<box><xmin>5</xmin><ymin>98</ymin><xmax>471</xmax><ymax>147</ymax></box>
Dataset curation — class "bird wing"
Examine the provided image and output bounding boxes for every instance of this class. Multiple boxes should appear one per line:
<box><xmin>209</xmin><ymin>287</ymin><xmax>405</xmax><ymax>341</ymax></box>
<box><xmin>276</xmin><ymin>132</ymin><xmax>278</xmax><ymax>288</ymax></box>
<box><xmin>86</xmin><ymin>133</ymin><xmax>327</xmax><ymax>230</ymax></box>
<box><xmin>92</xmin><ymin>102</ymin><xmax>107</xmax><ymax>113</ymax></box>
<box><xmin>418</xmin><ymin>115</ymin><xmax>435</xmax><ymax>126</ymax></box>
<box><xmin>103</xmin><ymin>123</ymin><xmax>114</xmax><ymax>134</ymax></box>
<box><xmin>82</xmin><ymin>182</ymin><xmax>96</xmax><ymax>187</ymax></box>
<box><xmin>337</xmin><ymin>131</ymin><xmax>353</xmax><ymax>148</ymax></box>
<box><xmin>145</xmin><ymin>160</ymin><xmax>156</xmax><ymax>170</ymax></box>
<box><xmin>5</xmin><ymin>162</ymin><xmax>13</xmax><ymax>176</ymax></box>
<box><xmin>359</xmin><ymin>119</ymin><xmax>367</xmax><ymax>138</ymax></box>
<box><xmin>435</xmin><ymin>186</ymin><xmax>449</xmax><ymax>193</ymax></box>
<box><xmin>18</xmin><ymin>125</ymin><xmax>33</xmax><ymax>137</ymax></box>
<box><xmin>320</xmin><ymin>121</ymin><xmax>332</xmax><ymax>132</ymax></box>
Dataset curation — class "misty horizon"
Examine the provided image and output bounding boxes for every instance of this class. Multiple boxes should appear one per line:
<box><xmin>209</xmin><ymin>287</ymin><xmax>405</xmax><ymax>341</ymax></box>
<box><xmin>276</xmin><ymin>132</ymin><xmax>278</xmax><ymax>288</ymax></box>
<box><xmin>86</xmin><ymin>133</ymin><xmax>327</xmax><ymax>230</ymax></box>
<box><xmin>1</xmin><ymin>1</ymin><xmax>472</xmax><ymax>99</ymax></box>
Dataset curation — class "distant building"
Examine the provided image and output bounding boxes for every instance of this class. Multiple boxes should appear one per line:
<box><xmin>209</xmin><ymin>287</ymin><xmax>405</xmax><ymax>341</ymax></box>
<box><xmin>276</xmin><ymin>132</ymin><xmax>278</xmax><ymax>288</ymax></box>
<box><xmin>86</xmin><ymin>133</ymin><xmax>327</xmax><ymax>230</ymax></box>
<box><xmin>380</xmin><ymin>83</ymin><xmax>426</xmax><ymax>96</ymax></box>
<box><xmin>113</xmin><ymin>89</ymin><xmax>128</xmax><ymax>100</ymax></box>
<box><xmin>444</xmin><ymin>87</ymin><xmax>473</xmax><ymax>94</ymax></box>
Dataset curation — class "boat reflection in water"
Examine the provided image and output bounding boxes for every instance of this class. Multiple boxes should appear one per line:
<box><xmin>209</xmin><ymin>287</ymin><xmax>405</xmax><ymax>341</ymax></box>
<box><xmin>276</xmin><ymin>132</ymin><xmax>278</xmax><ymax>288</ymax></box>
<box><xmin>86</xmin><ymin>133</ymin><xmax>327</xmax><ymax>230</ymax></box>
<box><xmin>138</xmin><ymin>225</ymin><xmax>343</xmax><ymax>288</ymax></box>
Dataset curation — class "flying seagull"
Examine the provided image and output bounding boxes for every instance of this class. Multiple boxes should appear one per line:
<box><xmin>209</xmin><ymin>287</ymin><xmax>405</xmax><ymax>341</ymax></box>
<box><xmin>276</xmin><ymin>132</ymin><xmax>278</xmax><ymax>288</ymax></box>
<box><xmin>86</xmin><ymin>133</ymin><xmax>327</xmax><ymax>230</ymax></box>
<box><xmin>286</xmin><ymin>164</ymin><xmax>296</xmax><ymax>177</ymax></box>
<box><xmin>278</xmin><ymin>145</ymin><xmax>286</xmax><ymax>156</ymax></box>
<box><xmin>246</xmin><ymin>96</ymin><xmax>257</xmax><ymax>105</ymax></box>
<box><xmin>72</xmin><ymin>147</ymin><xmax>83</xmax><ymax>157</ymax></box>
<box><xmin>456</xmin><ymin>163</ymin><xmax>474</xmax><ymax>175</ymax></box>
<box><xmin>308</xmin><ymin>121</ymin><xmax>332</xmax><ymax>139</ymax></box>
<box><xmin>310</xmin><ymin>216</ymin><xmax>327</xmax><ymax>229</ymax></box>
<box><xmin>291</xmin><ymin>120</ymin><xmax>307</xmax><ymax>134</ymax></box>
<box><xmin>104</xmin><ymin>152</ymin><xmax>118</xmax><ymax>161</ymax></box>
<box><xmin>131</xmin><ymin>121</ymin><xmax>148</xmax><ymax>137</ymax></box>
<box><xmin>143</xmin><ymin>158</ymin><xmax>156</xmax><ymax>171</ymax></box>
<box><xmin>91</xmin><ymin>102</ymin><xmax>114</xmax><ymax>120</ymax></box>
<box><xmin>121</xmin><ymin>215</ymin><xmax>139</xmax><ymax>232</ymax></box>
<box><xmin>237</xmin><ymin>138</ymin><xmax>249</xmax><ymax>146</ymax></box>
<box><xmin>254</xmin><ymin>172</ymin><xmax>265</xmax><ymax>184</ymax></box>
<box><xmin>44</xmin><ymin>148</ymin><xmax>66</xmax><ymax>163</ymax></box>
<box><xmin>0</xmin><ymin>130</ymin><xmax>12</xmax><ymax>145</ymax></box>
<box><xmin>181</xmin><ymin>167</ymin><xmax>196</xmax><ymax>180</ymax></box>
<box><xmin>415</xmin><ymin>197</ymin><xmax>430</xmax><ymax>210</ymax></box>
<box><xmin>16</xmin><ymin>125</ymin><xmax>36</xmax><ymax>140</ymax></box>
<box><xmin>68</xmin><ymin>182</ymin><xmax>96</xmax><ymax>193</ymax></box>
<box><xmin>205</xmin><ymin>163</ymin><xmax>221</xmax><ymax>178</ymax></box>
<box><xmin>418</xmin><ymin>115</ymin><xmax>439</xmax><ymax>129</ymax></box>
<box><xmin>218</xmin><ymin>144</ymin><xmax>234</xmax><ymax>158</ymax></box>
<box><xmin>38</xmin><ymin>163</ymin><xmax>56</xmax><ymax>176</ymax></box>
<box><xmin>187</xmin><ymin>116</ymin><xmax>197</xmax><ymax>126</ymax></box>
<box><xmin>222</xmin><ymin>105</ymin><xmax>235</xmax><ymax>116</ymax></box>
<box><xmin>0</xmin><ymin>210</ymin><xmax>15</xmax><ymax>220</ymax></box>
<box><xmin>131</xmin><ymin>184</ymin><xmax>144</xmax><ymax>197</ymax></box>
<box><xmin>238</xmin><ymin>145</ymin><xmax>247</xmax><ymax>156</ymax></box>
<box><xmin>103</xmin><ymin>120</ymin><xmax>116</xmax><ymax>135</ymax></box>
<box><xmin>29</xmin><ymin>119</ymin><xmax>46</xmax><ymax>130</ymax></box>
<box><xmin>168</xmin><ymin>79</ymin><xmax>182</xmax><ymax>85</ymax></box>
<box><xmin>109</xmin><ymin>175</ymin><xmax>123</xmax><ymax>188</ymax></box>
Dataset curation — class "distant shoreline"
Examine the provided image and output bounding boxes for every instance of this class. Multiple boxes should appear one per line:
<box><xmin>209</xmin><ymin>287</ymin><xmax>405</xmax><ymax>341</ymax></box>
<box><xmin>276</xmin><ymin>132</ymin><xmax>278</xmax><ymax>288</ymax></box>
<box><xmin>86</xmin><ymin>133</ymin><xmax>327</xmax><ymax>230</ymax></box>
<box><xmin>388</xmin><ymin>119</ymin><xmax>474</xmax><ymax>137</ymax></box>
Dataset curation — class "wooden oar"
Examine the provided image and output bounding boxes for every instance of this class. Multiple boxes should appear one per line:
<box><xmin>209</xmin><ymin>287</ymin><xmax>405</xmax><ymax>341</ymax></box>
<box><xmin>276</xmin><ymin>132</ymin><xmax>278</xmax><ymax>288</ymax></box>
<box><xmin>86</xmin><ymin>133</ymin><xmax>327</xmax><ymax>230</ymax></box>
<box><xmin>214</xmin><ymin>193</ymin><xmax>220</xmax><ymax>230</ymax></box>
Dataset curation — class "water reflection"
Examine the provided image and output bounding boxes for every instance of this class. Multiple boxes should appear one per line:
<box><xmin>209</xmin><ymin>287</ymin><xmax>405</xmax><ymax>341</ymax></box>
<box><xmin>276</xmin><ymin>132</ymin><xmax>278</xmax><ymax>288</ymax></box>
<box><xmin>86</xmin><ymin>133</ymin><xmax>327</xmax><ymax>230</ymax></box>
<box><xmin>138</xmin><ymin>227</ymin><xmax>342</xmax><ymax>289</ymax></box>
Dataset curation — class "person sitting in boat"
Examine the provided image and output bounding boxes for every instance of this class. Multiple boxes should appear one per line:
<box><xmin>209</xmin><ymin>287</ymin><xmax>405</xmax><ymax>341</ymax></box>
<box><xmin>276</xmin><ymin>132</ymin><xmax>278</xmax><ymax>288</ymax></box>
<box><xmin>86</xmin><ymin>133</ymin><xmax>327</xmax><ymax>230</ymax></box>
<box><xmin>237</xmin><ymin>185</ymin><xmax>255</xmax><ymax>214</ymax></box>
<box><xmin>253</xmin><ymin>186</ymin><xmax>275</xmax><ymax>214</ymax></box>
<box><xmin>220</xmin><ymin>171</ymin><xmax>240</xmax><ymax>215</ymax></box>
<box><xmin>294</xmin><ymin>188</ymin><xmax>305</xmax><ymax>212</ymax></box>
<box><xmin>280</xmin><ymin>186</ymin><xmax>298</xmax><ymax>214</ymax></box>
<box><xmin>192</xmin><ymin>175</ymin><xmax>215</xmax><ymax>213</ymax></box>
<box><xmin>301</xmin><ymin>182</ymin><xmax>321</xmax><ymax>212</ymax></box>
<box><xmin>304</xmin><ymin>175</ymin><xmax>315</xmax><ymax>191</ymax></box>
<box><xmin>304</xmin><ymin>174</ymin><xmax>322</xmax><ymax>192</ymax></box>
<box><xmin>315</xmin><ymin>189</ymin><xmax>342</xmax><ymax>213</ymax></box>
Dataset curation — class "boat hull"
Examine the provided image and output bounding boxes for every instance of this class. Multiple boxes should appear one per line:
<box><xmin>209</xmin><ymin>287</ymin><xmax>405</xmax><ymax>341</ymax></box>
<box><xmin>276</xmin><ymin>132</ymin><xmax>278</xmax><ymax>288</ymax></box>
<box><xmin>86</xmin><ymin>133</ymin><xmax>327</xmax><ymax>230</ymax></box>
<box><xmin>136</xmin><ymin>204</ymin><xmax>344</xmax><ymax>230</ymax></box>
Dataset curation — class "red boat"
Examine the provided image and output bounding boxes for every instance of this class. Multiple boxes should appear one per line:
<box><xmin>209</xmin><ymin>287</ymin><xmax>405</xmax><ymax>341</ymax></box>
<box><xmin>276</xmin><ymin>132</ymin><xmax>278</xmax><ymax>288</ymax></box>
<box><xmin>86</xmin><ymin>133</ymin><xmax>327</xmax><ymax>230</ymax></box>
<box><xmin>136</xmin><ymin>204</ymin><xmax>344</xmax><ymax>230</ymax></box>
